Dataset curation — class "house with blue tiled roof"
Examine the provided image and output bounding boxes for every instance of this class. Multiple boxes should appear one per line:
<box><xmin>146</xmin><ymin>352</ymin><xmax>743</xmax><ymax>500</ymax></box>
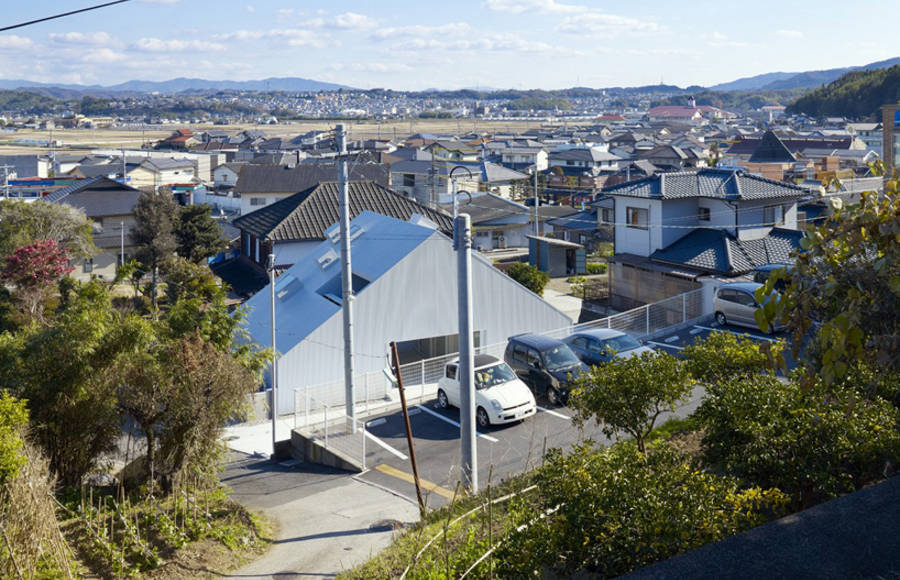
<box><xmin>601</xmin><ymin>168</ymin><xmax>808</xmax><ymax>309</ymax></box>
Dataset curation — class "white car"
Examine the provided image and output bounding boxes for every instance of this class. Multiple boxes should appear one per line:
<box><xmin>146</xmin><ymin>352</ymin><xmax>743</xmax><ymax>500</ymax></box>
<box><xmin>437</xmin><ymin>354</ymin><xmax>537</xmax><ymax>428</ymax></box>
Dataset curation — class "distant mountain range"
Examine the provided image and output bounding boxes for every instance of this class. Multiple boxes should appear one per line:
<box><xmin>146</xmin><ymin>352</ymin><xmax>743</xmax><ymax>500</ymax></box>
<box><xmin>708</xmin><ymin>57</ymin><xmax>900</xmax><ymax>92</ymax></box>
<box><xmin>0</xmin><ymin>77</ymin><xmax>354</xmax><ymax>95</ymax></box>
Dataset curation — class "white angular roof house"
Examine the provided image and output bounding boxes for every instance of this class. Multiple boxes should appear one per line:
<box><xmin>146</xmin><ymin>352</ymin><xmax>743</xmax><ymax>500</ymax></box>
<box><xmin>242</xmin><ymin>211</ymin><xmax>572</xmax><ymax>411</ymax></box>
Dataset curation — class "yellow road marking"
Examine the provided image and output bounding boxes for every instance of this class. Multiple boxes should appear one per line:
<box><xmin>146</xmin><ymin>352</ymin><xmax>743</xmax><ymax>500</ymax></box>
<box><xmin>374</xmin><ymin>464</ymin><xmax>456</xmax><ymax>500</ymax></box>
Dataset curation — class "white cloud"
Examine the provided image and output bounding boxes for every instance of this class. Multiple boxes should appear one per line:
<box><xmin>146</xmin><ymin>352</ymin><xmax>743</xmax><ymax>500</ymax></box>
<box><xmin>49</xmin><ymin>32</ymin><xmax>117</xmax><ymax>46</ymax></box>
<box><xmin>388</xmin><ymin>32</ymin><xmax>580</xmax><ymax>56</ymax></box>
<box><xmin>484</xmin><ymin>0</ymin><xmax>582</xmax><ymax>14</ymax></box>
<box><xmin>246</xmin><ymin>5</ymin><xmax>256</xmax><ymax>13</ymax></box>
<box><xmin>0</xmin><ymin>35</ymin><xmax>34</xmax><ymax>49</ymax></box>
<box><xmin>706</xmin><ymin>31</ymin><xmax>750</xmax><ymax>48</ymax></box>
<box><xmin>140</xmin><ymin>0</ymin><xmax>179</xmax><ymax>4</ymax></box>
<box><xmin>217</xmin><ymin>29</ymin><xmax>327</xmax><ymax>48</ymax></box>
<box><xmin>81</xmin><ymin>48</ymin><xmax>127</xmax><ymax>63</ymax></box>
<box><xmin>373</xmin><ymin>22</ymin><xmax>470</xmax><ymax>39</ymax></box>
<box><xmin>776</xmin><ymin>29</ymin><xmax>804</xmax><ymax>39</ymax></box>
<box><xmin>133</xmin><ymin>38</ymin><xmax>227</xmax><ymax>52</ymax></box>
<box><xmin>331</xmin><ymin>62</ymin><xmax>414</xmax><ymax>73</ymax></box>
<box><xmin>330</xmin><ymin>12</ymin><xmax>377</xmax><ymax>30</ymax></box>
<box><xmin>557</xmin><ymin>13</ymin><xmax>661</xmax><ymax>37</ymax></box>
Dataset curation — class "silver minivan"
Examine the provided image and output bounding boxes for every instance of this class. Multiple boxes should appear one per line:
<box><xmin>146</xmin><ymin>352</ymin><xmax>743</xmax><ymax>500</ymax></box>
<box><xmin>713</xmin><ymin>282</ymin><xmax>783</xmax><ymax>333</ymax></box>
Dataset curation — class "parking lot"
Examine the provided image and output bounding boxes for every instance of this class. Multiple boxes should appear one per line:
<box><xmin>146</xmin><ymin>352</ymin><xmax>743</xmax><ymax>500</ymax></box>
<box><xmin>353</xmin><ymin>318</ymin><xmax>794</xmax><ymax>507</ymax></box>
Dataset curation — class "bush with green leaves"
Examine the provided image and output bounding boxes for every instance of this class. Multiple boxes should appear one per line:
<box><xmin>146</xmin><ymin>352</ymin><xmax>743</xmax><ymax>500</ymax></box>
<box><xmin>570</xmin><ymin>351</ymin><xmax>695</xmax><ymax>453</ymax></box>
<box><xmin>497</xmin><ymin>442</ymin><xmax>787</xmax><ymax>578</ymax></box>
<box><xmin>683</xmin><ymin>330</ymin><xmax>785</xmax><ymax>386</ymax></box>
<box><xmin>586</xmin><ymin>262</ymin><xmax>607</xmax><ymax>275</ymax></box>
<box><xmin>696</xmin><ymin>373</ymin><xmax>900</xmax><ymax>509</ymax></box>
<box><xmin>505</xmin><ymin>262</ymin><xmax>550</xmax><ymax>296</ymax></box>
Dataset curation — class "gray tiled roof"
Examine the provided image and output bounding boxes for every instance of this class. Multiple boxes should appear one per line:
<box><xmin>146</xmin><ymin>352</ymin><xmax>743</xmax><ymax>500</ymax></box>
<box><xmin>650</xmin><ymin>227</ymin><xmax>803</xmax><ymax>275</ymax></box>
<box><xmin>43</xmin><ymin>176</ymin><xmax>142</xmax><ymax>218</ymax></box>
<box><xmin>233</xmin><ymin>180</ymin><xmax>452</xmax><ymax>242</ymax></box>
<box><xmin>602</xmin><ymin>168</ymin><xmax>807</xmax><ymax>201</ymax></box>
<box><xmin>748</xmin><ymin>130</ymin><xmax>797</xmax><ymax>163</ymax></box>
<box><xmin>235</xmin><ymin>163</ymin><xmax>388</xmax><ymax>194</ymax></box>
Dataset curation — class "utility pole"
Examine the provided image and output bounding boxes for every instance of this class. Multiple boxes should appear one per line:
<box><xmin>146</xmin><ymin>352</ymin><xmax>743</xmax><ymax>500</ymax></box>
<box><xmin>336</xmin><ymin>124</ymin><xmax>356</xmax><ymax>431</ymax></box>
<box><xmin>455</xmin><ymin>213</ymin><xmax>477</xmax><ymax>494</ymax></box>
<box><xmin>268</xmin><ymin>252</ymin><xmax>278</xmax><ymax>457</ymax></box>
<box><xmin>533</xmin><ymin>164</ymin><xmax>539</xmax><ymax>236</ymax></box>
<box><xmin>119</xmin><ymin>221</ymin><xmax>124</xmax><ymax>267</ymax></box>
<box><xmin>121</xmin><ymin>148</ymin><xmax>126</xmax><ymax>184</ymax></box>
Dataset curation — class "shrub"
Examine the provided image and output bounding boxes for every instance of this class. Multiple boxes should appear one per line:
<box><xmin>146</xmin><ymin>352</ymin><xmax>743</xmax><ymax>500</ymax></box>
<box><xmin>505</xmin><ymin>262</ymin><xmax>550</xmax><ymax>296</ymax></box>
<box><xmin>586</xmin><ymin>262</ymin><xmax>607</xmax><ymax>275</ymax></box>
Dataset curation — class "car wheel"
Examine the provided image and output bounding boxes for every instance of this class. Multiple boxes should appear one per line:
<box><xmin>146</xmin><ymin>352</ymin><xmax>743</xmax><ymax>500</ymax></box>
<box><xmin>476</xmin><ymin>407</ymin><xmax>490</xmax><ymax>428</ymax></box>
<box><xmin>547</xmin><ymin>387</ymin><xmax>561</xmax><ymax>406</ymax></box>
<box><xmin>715</xmin><ymin>311</ymin><xmax>727</xmax><ymax>326</ymax></box>
<box><xmin>437</xmin><ymin>389</ymin><xmax>449</xmax><ymax>409</ymax></box>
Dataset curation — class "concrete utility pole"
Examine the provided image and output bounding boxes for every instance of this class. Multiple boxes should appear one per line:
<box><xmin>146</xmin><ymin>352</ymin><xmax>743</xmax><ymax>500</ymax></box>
<box><xmin>533</xmin><ymin>164</ymin><xmax>539</xmax><ymax>236</ymax></box>
<box><xmin>455</xmin><ymin>213</ymin><xmax>477</xmax><ymax>494</ymax></box>
<box><xmin>268</xmin><ymin>252</ymin><xmax>278</xmax><ymax>457</ymax></box>
<box><xmin>337</xmin><ymin>124</ymin><xmax>356</xmax><ymax>431</ymax></box>
<box><xmin>119</xmin><ymin>221</ymin><xmax>124</xmax><ymax>267</ymax></box>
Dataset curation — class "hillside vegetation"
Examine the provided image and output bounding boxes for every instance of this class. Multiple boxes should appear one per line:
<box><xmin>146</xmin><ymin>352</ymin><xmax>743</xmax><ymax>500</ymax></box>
<box><xmin>787</xmin><ymin>64</ymin><xmax>900</xmax><ymax>119</ymax></box>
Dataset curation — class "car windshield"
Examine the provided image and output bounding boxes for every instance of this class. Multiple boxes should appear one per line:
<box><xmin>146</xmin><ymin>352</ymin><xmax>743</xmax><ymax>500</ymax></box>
<box><xmin>600</xmin><ymin>335</ymin><xmax>642</xmax><ymax>353</ymax></box>
<box><xmin>541</xmin><ymin>345</ymin><xmax>581</xmax><ymax>371</ymax></box>
<box><xmin>475</xmin><ymin>363</ymin><xmax>517</xmax><ymax>390</ymax></box>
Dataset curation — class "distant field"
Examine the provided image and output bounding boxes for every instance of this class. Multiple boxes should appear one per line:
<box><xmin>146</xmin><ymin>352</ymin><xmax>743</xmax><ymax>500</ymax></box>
<box><xmin>0</xmin><ymin>119</ymin><xmax>550</xmax><ymax>156</ymax></box>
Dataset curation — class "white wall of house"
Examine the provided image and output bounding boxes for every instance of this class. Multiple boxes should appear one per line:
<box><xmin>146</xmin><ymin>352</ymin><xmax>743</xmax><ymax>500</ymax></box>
<box><xmin>614</xmin><ymin>197</ymin><xmax>663</xmax><ymax>256</ymax></box>
<box><xmin>239</xmin><ymin>191</ymin><xmax>295</xmax><ymax>216</ymax></box>
<box><xmin>736</xmin><ymin>200</ymin><xmax>797</xmax><ymax>241</ymax></box>
<box><xmin>273</xmin><ymin>240</ymin><xmax>319</xmax><ymax>268</ymax></box>
<box><xmin>660</xmin><ymin>198</ymin><xmax>697</xmax><ymax>248</ymax></box>
<box><xmin>213</xmin><ymin>166</ymin><xmax>240</xmax><ymax>188</ymax></box>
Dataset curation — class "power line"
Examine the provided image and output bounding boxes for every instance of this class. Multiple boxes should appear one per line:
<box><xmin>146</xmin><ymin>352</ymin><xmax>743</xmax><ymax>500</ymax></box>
<box><xmin>0</xmin><ymin>0</ymin><xmax>134</xmax><ymax>33</ymax></box>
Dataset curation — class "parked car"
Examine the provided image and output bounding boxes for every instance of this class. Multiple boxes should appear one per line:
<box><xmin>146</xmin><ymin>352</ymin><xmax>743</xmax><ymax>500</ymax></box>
<box><xmin>713</xmin><ymin>282</ymin><xmax>783</xmax><ymax>333</ymax></box>
<box><xmin>437</xmin><ymin>354</ymin><xmax>536</xmax><ymax>428</ymax></box>
<box><xmin>564</xmin><ymin>329</ymin><xmax>655</xmax><ymax>366</ymax></box>
<box><xmin>753</xmin><ymin>263</ymin><xmax>793</xmax><ymax>292</ymax></box>
<box><xmin>503</xmin><ymin>334</ymin><xmax>587</xmax><ymax>405</ymax></box>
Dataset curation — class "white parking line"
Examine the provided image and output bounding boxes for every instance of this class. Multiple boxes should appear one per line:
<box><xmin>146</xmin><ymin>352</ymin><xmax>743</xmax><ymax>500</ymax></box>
<box><xmin>689</xmin><ymin>327</ymin><xmax>705</xmax><ymax>335</ymax></box>
<box><xmin>366</xmin><ymin>417</ymin><xmax>387</xmax><ymax>428</ymax></box>
<box><xmin>363</xmin><ymin>429</ymin><xmax>408</xmax><ymax>460</ymax></box>
<box><xmin>415</xmin><ymin>405</ymin><xmax>499</xmax><ymax>443</ymax></box>
<box><xmin>647</xmin><ymin>341</ymin><xmax>684</xmax><ymax>351</ymax></box>
<box><xmin>537</xmin><ymin>406</ymin><xmax>572</xmax><ymax>420</ymax></box>
<box><xmin>693</xmin><ymin>325</ymin><xmax>777</xmax><ymax>342</ymax></box>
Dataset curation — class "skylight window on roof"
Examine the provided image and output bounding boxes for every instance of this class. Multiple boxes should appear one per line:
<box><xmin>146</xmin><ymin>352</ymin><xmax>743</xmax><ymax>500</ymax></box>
<box><xmin>317</xmin><ymin>249</ymin><xmax>339</xmax><ymax>270</ymax></box>
<box><xmin>274</xmin><ymin>273</ymin><xmax>302</xmax><ymax>301</ymax></box>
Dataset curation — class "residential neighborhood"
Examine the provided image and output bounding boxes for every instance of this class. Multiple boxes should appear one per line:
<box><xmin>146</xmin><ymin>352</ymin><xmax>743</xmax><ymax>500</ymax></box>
<box><xmin>0</xmin><ymin>2</ymin><xmax>898</xmax><ymax>579</ymax></box>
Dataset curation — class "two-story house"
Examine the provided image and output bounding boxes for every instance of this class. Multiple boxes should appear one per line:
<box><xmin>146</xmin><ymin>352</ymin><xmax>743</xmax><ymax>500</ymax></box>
<box><xmin>42</xmin><ymin>176</ymin><xmax>142</xmax><ymax>282</ymax></box>
<box><xmin>548</xmin><ymin>148</ymin><xmax>621</xmax><ymax>174</ymax></box>
<box><xmin>602</xmin><ymin>168</ymin><xmax>808</xmax><ymax>309</ymax></box>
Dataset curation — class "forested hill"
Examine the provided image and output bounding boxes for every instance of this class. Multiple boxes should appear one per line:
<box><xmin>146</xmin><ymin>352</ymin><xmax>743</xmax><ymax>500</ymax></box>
<box><xmin>787</xmin><ymin>64</ymin><xmax>900</xmax><ymax>119</ymax></box>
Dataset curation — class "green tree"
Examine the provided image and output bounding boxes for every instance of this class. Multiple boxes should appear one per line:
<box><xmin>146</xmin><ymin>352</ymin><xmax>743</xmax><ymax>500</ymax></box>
<box><xmin>759</xmin><ymin>179</ymin><xmax>900</xmax><ymax>384</ymax></box>
<box><xmin>505</xmin><ymin>262</ymin><xmax>550</xmax><ymax>296</ymax></box>
<box><xmin>131</xmin><ymin>191</ymin><xmax>178</xmax><ymax>315</ymax></box>
<box><xmin>570</xmin><ymin>352</ymin><xmax>694</xmax><ymax>453</ymax></box>
<box><xmin>499</xmin><ymin>442</ymin><xmax>787</xmax><ymax>578</ymax></box>
<box><xmin>0</xmin><ymin>200</ymin><xmax>94</xmax><ymax>261</ymax></box>
<box><xmin>176</xmin><ymin>204</ymin><xmax>226</xmax><ymax>263</ymax></box>
<box><xmin>6</xmin><ymin>281</ymin><xmax>123</xmax><ymax>486</ymax></box>
<box><xmin>0</xmin><ymin>393</ymin><xmax>28</xmax><ymax>486</ymax></box>
<box><xmin>696</xmin><ymin>374</ymin><xmax>900</xmax><ymax>509</ymax></box>
<box><xmin>683</xmin><ymin>330</ymin><xmax>785</xmax><ymax>386</ymax></box>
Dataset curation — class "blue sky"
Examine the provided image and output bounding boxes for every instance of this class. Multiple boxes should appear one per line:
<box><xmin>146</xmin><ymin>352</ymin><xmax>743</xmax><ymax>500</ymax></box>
<box><xmin>1</xmin><ymin>0</ymin><xmax>898</xmax><ymax>89</ymax></box>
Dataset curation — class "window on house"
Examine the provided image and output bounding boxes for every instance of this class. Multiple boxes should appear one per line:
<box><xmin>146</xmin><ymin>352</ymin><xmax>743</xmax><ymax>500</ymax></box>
<box><xmin>626</xmin><ymin>207</ymin><xmax>649</xmax><ymax>230</ymax></box>
<box><xmin>763</xmin><ymin>205</ymin><xmax>784</xmax><ymax>226</ymax></box>
<box><xmin>403</xmin><ymin>173</ymin><xmax>415</xmax><ymax>187</ymax></box>
<box><xmin>698</xmin><ymin>207</ymin><xmax>711</xmax><ymax>221</ymax></box>
<box><xmin>250</xmin><ymin>197</ymin><xmax>266</xmax><ymax>206</ymax></box>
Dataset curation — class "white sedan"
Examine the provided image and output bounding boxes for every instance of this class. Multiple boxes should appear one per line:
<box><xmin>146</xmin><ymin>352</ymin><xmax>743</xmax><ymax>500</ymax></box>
<box><xmin>437</xmin><ymin>354</ymin><xmax>537</xmax><ymax>428</ymax></box>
